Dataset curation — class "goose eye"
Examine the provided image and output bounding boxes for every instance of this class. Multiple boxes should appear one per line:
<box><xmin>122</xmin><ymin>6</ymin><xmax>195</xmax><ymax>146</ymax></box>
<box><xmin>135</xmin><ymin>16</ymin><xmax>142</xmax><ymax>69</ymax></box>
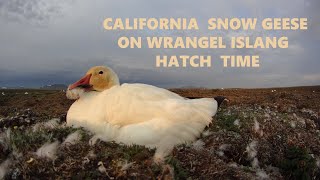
<box><xmin>99</xmin><ymin>71</ymin><xmax>104</xmax><ymax>75</ymax></box>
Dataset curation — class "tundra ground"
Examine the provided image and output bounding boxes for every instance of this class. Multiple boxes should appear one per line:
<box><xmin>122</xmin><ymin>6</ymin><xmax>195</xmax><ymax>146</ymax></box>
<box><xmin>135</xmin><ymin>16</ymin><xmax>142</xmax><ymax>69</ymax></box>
<box><xmin>0</xmin><ymin>86</ymin><xmax>319</xmax><ymax>179</ymax></box>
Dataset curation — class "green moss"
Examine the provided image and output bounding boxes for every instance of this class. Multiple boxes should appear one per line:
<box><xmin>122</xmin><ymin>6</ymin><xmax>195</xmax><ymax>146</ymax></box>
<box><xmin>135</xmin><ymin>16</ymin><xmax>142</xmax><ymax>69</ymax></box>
<box><xmin>166</xmin><ymin>156</ymin><xmax>188</xmax><ymax>180</ymax></box>
<box><xmin>280</xmin><ymin>146</ymin><xmax>316</xmax><ymax>180</ymax></box>
<box><xmin>78</xmin><ymin>128</ymin><xmax>92</xmax><ymax>141</ymax></box>
<box><xmin>94</xmin><ymin>142</ymin><xmax>153</xmax><ymax>163</ymax></box>
<box><xmin>10</xmin><ymin>126</ymin><xmax>77</xmax><ymax>152</ymax></box>
<box><xmin>215</xmin><ymin>110</ymin><xmax>240</xmax><ymax>132</ymax></box>
<box><xmin>50</xmin><ymin>126</ymin><xmax>78</xmax><ymax>140</ymax></box>
<box><xmin>10</xmin><ymin>129</ymin><xmax>51</xmax><ymax>152</ymax></box>
<box><xmin>242</xmin><ymin>166</ymin><xmax>252</xmax><ymax>172</ymax></box>
<box><xmin>120</xmin><ymin>144</ymin><xmax>150</xmax><ymax>161</ymax></box>
<box><xmin>150</xmin><ymin>163</ymin><xmax>162</xmax><ymax>175</ymax></box>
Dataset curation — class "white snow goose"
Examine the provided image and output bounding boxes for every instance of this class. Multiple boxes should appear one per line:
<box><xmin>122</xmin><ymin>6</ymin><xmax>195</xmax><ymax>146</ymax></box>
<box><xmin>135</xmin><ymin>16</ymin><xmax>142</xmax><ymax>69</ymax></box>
<box><xmin>66</xmin><ymin>66</ymin><xmax>227</xmax><ymax>162</ymax></box>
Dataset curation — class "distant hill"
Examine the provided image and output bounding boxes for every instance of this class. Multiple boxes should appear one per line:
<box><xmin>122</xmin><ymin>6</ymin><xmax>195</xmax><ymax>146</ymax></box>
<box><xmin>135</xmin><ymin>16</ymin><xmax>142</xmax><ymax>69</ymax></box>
<box><xmin>40</xmin><ymin>84</ymin><xmax>68</xmax><ymax>90</ymax></box>
<box><xmin>1</xmin><ymin>86</ymin><xmax>25</xmax><ymax>89</ymax></box>
<box><xmin>178</xmin><ymin>86</ymin><xmax>207</xmax><ymax>89</ymax></box>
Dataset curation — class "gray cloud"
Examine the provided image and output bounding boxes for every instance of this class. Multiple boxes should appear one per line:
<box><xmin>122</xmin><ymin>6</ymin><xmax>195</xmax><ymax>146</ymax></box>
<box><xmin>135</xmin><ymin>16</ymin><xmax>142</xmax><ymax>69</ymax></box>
<box><xmin>0</xmin><ymin>0</ymin><xmax>319</xmax><ymax>88</ymax></box>
<box><xmin>0</xmin><ymin>0</ymin><xmax>73</xmax><ymax>25</ymax></box>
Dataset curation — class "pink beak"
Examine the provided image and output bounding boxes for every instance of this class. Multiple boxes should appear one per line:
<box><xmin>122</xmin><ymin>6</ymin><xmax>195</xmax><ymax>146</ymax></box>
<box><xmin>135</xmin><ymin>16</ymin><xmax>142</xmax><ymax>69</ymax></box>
<box><xmin>69</xmin><ymin>74</ymin><xmax>92</xmax><ymax>90</ymax></box>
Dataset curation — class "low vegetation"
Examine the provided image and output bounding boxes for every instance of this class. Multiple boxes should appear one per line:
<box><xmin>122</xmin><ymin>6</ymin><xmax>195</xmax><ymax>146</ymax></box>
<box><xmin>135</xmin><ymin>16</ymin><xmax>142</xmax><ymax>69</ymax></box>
<box><xmin>0</xmin><ymin>87</ymin><xmax>319</xmax><ymax>179</ymax></box>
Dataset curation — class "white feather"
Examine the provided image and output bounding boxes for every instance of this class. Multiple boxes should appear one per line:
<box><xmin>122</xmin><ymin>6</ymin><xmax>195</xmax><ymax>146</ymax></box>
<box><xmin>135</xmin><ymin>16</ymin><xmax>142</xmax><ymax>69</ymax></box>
<box><xmin>228</xmin><ymin>162</ymin><xmax>238</xmax><ymax>168</ymax></box>
<box><xmin>0</xmin><ymin>159</ymin><xmax>11</xmax><ymax>179</ymax></box>
<box><xmin>0</xmin><ymin>129</ymin><xmax>11</xmax><ymax>151</ymax></box>
<box><xmin>253</xmin><ymin>118</ymin><xmax>263</xmax><ymax>136</ymax></box>
<box><xmin>256</xmin><ymin>169</ymin><xmax>269</xmax><ymax>179</ymax></box>
<box><xmin>219</xmin><ymin>144</ymin><xmax>230</xmax><ymax>151</ymax></box>
<box><xmin>66</xmin><ymin>88</ymin><xmax>85</xmax><ymax>100</ymax></box>
<box><xmin>202</xmin><ymin>130</ymin><xmax>213</xmax><ymax>137</ymax></box>
<box><xmin>233</xmin><ymin>119</ymin><xmax>240</xmax><ymax>126</ymax></box>
<box><xmin>117</xmin><ymin>160</ymin><xmax>134</xmax><ymax>171</ymax></box>
<box><xmin>192</xmin><ymin>140</ymin><xmax>205</xmax><ymax>151</ymax></box>
<box><xmin>254</xmin><ymin>118</ymin><xmax>260</xmax><ymax>133</ymax></box>
<box><xmin>246</xmin><ymin>140</ymin><xmax>258</xmax><ymax>160</ymax></box>
<box><xmin>216</xmin><ymin>151</ymin><xmax>224</xmax><ymax>157</ymax></box>
<box><xmin>252</xmin><ymin>157</ymin><xmax>259</xmax><ymax>168</ymax></box>
<box><xmin>62</xmin><ymin>131</ymin><xmax>81</xmax><ymax>146</ymax></box>
<box><xmin>36</xmin><ymin>141</ymin><xmax>60</xmax><ymax>160</ymax></box>
<box><xmin>216</xmin><ymin>144</ymin><xmax>230</xmax><ymax>157</ymax></box>
<box><xmin>97</xmin><ymin>161</ymin><xmax>106</xmax><ymax>173</ymax></box>
<box><xmin>32</xmin><ymin>118</ymin><xmax>60</xmax><ymax>132</ymax></box>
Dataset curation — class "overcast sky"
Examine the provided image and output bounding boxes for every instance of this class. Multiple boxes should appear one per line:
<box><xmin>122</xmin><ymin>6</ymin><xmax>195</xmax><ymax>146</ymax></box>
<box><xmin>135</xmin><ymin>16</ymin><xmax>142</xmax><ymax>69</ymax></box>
<box><xmin>0</xmin><ymin>0</ymin><xmax>319</xmax><ymax>88</ymax></box>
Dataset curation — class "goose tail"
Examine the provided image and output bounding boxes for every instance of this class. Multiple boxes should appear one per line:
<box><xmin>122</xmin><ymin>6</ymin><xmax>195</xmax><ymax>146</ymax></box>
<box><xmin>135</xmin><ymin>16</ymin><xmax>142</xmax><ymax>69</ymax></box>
<box><xmin>214</xmin><ymin>96</ymin><xmax>228</xmax><ymax>108</ymax></box>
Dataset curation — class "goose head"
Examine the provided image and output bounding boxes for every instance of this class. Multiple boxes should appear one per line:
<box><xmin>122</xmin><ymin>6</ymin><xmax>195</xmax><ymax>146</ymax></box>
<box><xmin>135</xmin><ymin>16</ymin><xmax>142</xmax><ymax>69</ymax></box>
<box><xmin>69</xmin><ymin>66</ymin><xmax>120</xmax><ymax>92</ymax></box>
